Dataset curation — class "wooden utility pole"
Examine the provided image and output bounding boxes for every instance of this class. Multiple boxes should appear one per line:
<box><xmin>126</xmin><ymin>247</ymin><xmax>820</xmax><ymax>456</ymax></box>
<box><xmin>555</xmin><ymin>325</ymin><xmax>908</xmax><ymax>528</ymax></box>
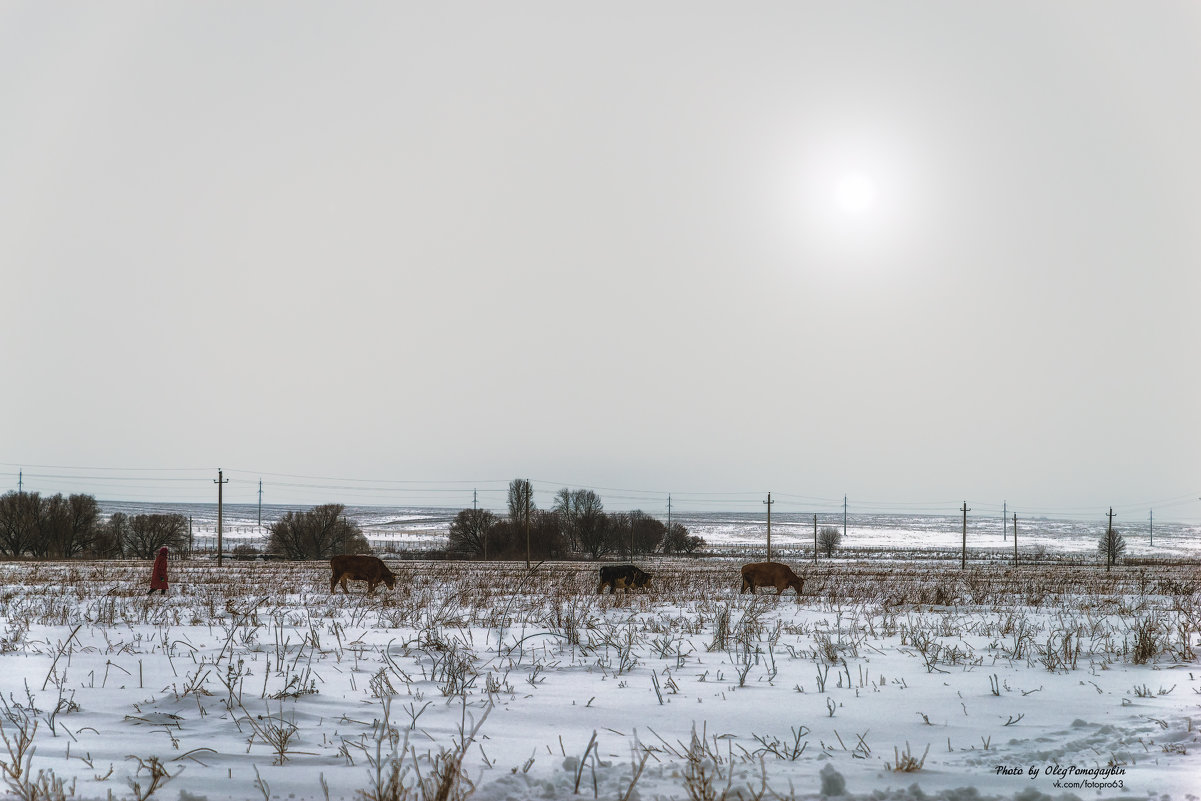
<box><xmin>214</xmin><ymin>469</ymin><xmax>229</xmax><ymax>566</ymax></box>
<box><xmin>960</xmin><ymin>501</ymin><xmax>970</xmax><ymax>569</ymax></box>
<box><xmin>257</xmin><ymin>479</ymin><xmax>263</xmax><ymax>527</ymax></box>
<box><xmin>1149</xmin><ymin>509</ymin><xmax>1153</xmax><ymax>548</ymax></box>
<box><xmin>843</xmin><ymin>495</ymin><xmax>847</xmax><ymax>541</ymax></box>
<box><xmin>813</xmin><ymin>514</ymin><xmax>818</xmax><ymax>563</ymax></box>
<box><xmin>1012</xmin><ymin>513</ymin><xmax>1018</xmax><ymax>564</ymax></box>
<box><xmin>1105</xmin><ymin>507</ymin><xmax>1117</xmax><ymax>571</ymax></box>
<box><xmin>524</xmin><ymin>492</ymin><xmax>532</xmax><ymax>570</ymax></box>
<box><xmin>764</xmin><ymin>492</ymin><xmax>774</xmax><ymax>561</ymax></box>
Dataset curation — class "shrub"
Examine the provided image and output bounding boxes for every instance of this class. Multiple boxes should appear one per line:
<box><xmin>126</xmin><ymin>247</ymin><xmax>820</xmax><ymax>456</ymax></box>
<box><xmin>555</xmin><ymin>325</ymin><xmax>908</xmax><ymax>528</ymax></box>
<box><xmin>267</xmin><ymin>504</ymin><xmax>369</xmax><ymax>560</ymax></box>
<box><xmin>447</xmin><ymin>509</ymin><xmax>498</xmax><ymax>558</ymax></box>
<box><xmin>231</xmin><ymin>544</ymin><xmax>261</xmax><ymax>560</ymax></box>
<box><xmin>1131</xmin><ymin>617</ymin><xmax>1161</xmax><ymax>664</ymax></box>
<box><xmin>818</xmin><ymin>526</ymin><xmax>842</xmax><ymax>558</ymax></box>
<box><xmin>663</xmin><ymin>523</ymin><xmax>704</xmax><ymax>555</ymax></box>
<box><xmin>124</xmin><ymin>513</ymin><xmax>189</xmax><ymax>558</ymax></box>
<box><xmin>0</xmin><ymin>492</ymin><xmax>102</xmax><ymax>558</ymax></box>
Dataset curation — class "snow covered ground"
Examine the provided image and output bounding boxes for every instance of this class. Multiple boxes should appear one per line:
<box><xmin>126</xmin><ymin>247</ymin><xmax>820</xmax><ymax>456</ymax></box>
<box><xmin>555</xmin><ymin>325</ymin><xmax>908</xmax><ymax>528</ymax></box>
<box><xmin>0</xmin><ymin>558</ymin><xmax>1196</xmax><ymax>801</ymax></box>
<box><xmin>114</xmin><ymin>502</ymin><xmax>1201</xmax><ymax>562</ymax></box>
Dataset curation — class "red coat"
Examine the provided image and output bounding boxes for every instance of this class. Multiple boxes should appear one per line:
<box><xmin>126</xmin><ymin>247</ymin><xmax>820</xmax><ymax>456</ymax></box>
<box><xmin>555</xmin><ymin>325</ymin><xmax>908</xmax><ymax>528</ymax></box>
<box><xmin>150</xmin><ymin>548</ymin><xmax>169</xmax><ymax>590</ymax></box>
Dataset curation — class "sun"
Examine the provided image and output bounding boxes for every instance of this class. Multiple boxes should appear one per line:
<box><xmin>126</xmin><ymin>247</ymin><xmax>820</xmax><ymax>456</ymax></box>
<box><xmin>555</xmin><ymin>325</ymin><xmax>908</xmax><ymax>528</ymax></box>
<box><xmin>834</xmin><ymin>173</ymin><xmax>877</xmax><ymax>214</ymax></box>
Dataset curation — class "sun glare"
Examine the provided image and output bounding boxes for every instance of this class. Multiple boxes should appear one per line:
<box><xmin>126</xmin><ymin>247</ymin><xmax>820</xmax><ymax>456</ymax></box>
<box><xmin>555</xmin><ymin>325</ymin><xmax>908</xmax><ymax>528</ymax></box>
<box><xmin>834</xmin><ymin>173</ymin><xmax>877</xmax><ymax>214</ymax></box>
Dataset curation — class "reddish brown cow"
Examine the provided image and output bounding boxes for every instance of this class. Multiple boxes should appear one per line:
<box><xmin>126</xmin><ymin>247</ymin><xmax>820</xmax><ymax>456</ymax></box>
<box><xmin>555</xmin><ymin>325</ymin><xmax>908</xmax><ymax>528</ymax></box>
<box><xmin>330</xmin><ymin>554</ymin><xmax>396</xmax><ymax>594</ymax></box>
<box><xmin>740</xmin><ymin>562</ymin><xmax>804</xmax><ymax>602</ymax></box>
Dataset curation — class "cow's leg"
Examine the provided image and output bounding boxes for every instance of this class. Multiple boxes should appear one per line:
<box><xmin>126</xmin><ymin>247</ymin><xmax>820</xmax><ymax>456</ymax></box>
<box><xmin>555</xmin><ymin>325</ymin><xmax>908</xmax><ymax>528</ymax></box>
<box><xmin>331</xmin><ymin>572</ymin><xmax>341</xmax><ymax>593</ymax></box>
<box><xmin>367</xmin><ymin>579</ymin><xmax>377</xmax><ymax>594</ymax></box>
<box><xmin>339</xmin><ymin>576</ymin><xmax>350</xmax><ymax>593</ymax></box>
<box><xmin>597</xmin><ymin>580</ymin><xmax>605</xmax><ymax>594</ymax></box>
<box><xmin>740</xmin><ymin>576</ymin><xmax>750</xmax><ymax>593</ymax></box>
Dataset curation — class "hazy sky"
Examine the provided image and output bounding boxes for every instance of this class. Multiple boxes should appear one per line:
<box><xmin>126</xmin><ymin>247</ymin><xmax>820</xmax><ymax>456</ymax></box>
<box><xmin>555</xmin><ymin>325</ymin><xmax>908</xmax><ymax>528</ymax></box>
<box><xmin>4</xmin><ymin>2</ymin><xmax>1199</xmax><ymax>521</ymax></box>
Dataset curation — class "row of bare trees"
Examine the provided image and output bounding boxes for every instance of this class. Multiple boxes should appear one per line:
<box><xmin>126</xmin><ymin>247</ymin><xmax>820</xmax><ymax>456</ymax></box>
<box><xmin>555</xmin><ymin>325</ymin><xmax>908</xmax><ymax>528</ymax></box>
<box><xmin>447</xmin><ymin>480</ymin><xmax>704</xmax><ymax>560</ymax></box>
<box><xmin>0</xmin><ymin>491</ymin><xmax>189</xmax><ymax>558</ymax></box>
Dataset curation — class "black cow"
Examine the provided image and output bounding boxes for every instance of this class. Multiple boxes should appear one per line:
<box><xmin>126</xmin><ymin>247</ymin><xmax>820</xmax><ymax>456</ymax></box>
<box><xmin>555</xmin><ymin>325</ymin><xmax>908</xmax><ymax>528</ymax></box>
<box><xmin>597</xmin><ymin>564</ymin><xmax>652</xmax><ymax>594</ymax></box>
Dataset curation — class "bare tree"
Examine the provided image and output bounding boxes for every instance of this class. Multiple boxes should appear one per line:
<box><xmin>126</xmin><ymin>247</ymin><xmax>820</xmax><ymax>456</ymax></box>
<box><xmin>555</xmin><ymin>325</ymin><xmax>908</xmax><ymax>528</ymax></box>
<box><xmin>0</xmin><ymin>491</ymin><xmax>42</xmax><ymax>557</ymax></box>
<box><xmin>576</xmin><ymin>507</ymin><xmax>613</xmax><ymax>560</ymax></box>
<box><xmin>619</xmin><ymin>511</ymin><xmax>665</xmax><ymax>556</ymax></box>
<box><xmin>662</xmin><ymin>522</ymin><xmax>704</xmax><ymax>555</ymax></box>
<box><xmin>1097</xmin><ymin>528</ymin><xmax>1126</xmax><ymax>571</ymax></box>
<box><xmin>124</xmin><ymin>514</ymin><xmax>189</xmax><ymax>558</ymax></box>
<box><xmin>448</xmin><ymin>508</ymin><xmax>498</xmax><ymax>558</ymax></box>
<box><xmin>552</xmin><ymin>488</ymin><xmax>603</xmax><ymax>553</ymax></box>
<box><xmin>44</xmin><ymin>494</ymin><xmax>100</xmax><ymax>558</ymax></box>
<box><xmin>818</xmin><ymin>526</ymin><xmax>842</xmax><ymax>558</ymax></box>
<box><xmin>268</xmin><ymin>504</ymin><xmax>369</xmax><ymax>560</ymax></box>
<box><xmin>507</xmin><ymin>479</ymin><xmax>535</xmax><ymax>566</ymax></box>
<box><xmin>530</xmin><ymin>509</ymin><xmax>565</xmax><ymax>559</ymax></box>
<box><xmin>96</xmin><ymin>512</ymin><xmax>130</xmax><ymax>557</ymax></box>
<box><xmin>507</xmin><ymin>479</ymin><xmax>535</xmax><ymax>526</ymax></box>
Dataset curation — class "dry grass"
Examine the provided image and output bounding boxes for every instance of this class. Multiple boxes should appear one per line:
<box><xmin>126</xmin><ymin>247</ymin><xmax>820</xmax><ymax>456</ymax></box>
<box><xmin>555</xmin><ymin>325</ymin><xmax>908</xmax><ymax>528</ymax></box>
<box><xmin>0</xmin><ymin>554</ymin><xmax>1194</xmax><ymax>799</ymax></box>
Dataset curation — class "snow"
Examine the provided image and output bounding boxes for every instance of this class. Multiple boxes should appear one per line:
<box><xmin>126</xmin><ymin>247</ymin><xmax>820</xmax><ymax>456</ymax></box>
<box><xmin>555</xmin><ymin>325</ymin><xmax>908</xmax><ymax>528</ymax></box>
<box><xmin>146</xmin><ymin>503</ymin><xmax>1201</xmax><ymax>562</ymax></box>
<box><xmin>0</xmin><ymin>556</ymin><xmax>1196</xmax><ymax>801</ymax></box>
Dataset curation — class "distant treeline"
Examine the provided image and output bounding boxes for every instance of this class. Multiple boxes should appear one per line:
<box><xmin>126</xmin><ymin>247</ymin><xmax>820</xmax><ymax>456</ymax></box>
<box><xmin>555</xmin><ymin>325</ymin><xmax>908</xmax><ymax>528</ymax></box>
<box><xmin>0</xmin><ymin>491</ymin><xmax>188</xmax><ymax>558</ymax></box>
<box><xmin>445</xmin><ymin>480</ymin><xmax>703</xmax><ymax>560</ymax></box>
<box><xmin>1</xmin><ymin>480</ymin><xmax>703</xmax><ymax>562</ymax></box>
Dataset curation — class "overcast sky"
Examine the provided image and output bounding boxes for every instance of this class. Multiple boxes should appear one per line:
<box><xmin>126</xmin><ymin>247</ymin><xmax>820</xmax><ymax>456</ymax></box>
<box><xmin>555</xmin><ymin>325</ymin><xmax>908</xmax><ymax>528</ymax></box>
<box><xmin>3</xmin><ymin>2</ymin><xmax>1199</xmax><ymax>521</ymax></box>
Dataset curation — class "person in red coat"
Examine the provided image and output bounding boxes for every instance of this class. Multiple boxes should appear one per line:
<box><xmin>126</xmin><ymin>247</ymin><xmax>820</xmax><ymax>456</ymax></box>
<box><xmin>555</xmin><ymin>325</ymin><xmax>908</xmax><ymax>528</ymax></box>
<box><xmin>147</xmin><ymin>546</ymin><xmax>168</xmax><ymax>595</ymax></box>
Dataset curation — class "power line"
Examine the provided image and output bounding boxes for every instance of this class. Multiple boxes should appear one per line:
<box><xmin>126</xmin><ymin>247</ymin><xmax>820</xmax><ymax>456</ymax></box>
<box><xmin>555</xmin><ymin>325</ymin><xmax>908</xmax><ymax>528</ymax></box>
<box><xmin>4</xmin><ymin>464</ymin><xmax>1198</xmax><ymax>521</ymax></box>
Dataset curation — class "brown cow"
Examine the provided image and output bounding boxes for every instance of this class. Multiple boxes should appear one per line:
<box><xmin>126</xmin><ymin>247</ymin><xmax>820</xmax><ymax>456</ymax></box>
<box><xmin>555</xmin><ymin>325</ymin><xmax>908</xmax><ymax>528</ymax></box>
<box><xmin>330</xmin><ymin>554</ymin><xmax>396</xmax><ymax>594</ymax></box>
<box><xmin>740</xmin><ymin>562</ymin><xmax>804</xmax><ymax>602</ymax></box>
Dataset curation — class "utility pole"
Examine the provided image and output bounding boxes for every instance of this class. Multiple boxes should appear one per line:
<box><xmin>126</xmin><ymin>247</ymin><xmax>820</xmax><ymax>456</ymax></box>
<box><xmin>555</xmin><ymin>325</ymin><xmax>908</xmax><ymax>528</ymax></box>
<box><xmin>764</xmin><ymin>492</ymin><xmax>774</xmax><ymax>562</ymax></box>
<box><xmin>17</xmin><ymin>471</ymin><xmax>22</xmax><ymax>494</ymax></box>
<box><xmin>1002</xmin><ymin>501</ymin><xmax>1007</xmax><ymax>540</ymax></box>
<box><xmin>524</xmin><ymin>492</ymin><xmax>532</xmax><ymax>570</ymax></box>
<box><xmin>667</xmin><ymin>494</ymin><xmax>672</xmax><ymax>535</ymax></box>
<box><xmin>843</xmin><ymin>495</ymin><xmax>847</xmax><ymax>541</ymax></box>
<box><xmin>214</xmin><ymin>469</ymin><xmax>229</xmax><ymax>566</ymax></box>
<box><xmin>1149</xmin><ymin>509</ymin><xmax>1153</xmax><ymax>548</ymax></box>
<box><xmin>1106</xmin><ymin>507</ymin><xmax>1117</xmax><ymax>571</ymax></box>
<box><xmin>813</xmin><ymin>514</ymin><xmax>818</xmax><ymax>563</ymax></box>
<box><xmin>258</xmin><ymin>479</ymin><xmax>263</xmax><ymax>527</ymax></box>
<box><xmin>473</xmin><ymin>490</ymin><xmax>484</xmax><ymax>560</ymax></box>
<box><xmin>1012</xmin><ymin>513</ymin><xmax>1018</xmax><ymax>565</ymax></box>
<box><xmin>960</xmin><ymin>501</ymin><xmax>971</xmax><ymax>569</ymax></box>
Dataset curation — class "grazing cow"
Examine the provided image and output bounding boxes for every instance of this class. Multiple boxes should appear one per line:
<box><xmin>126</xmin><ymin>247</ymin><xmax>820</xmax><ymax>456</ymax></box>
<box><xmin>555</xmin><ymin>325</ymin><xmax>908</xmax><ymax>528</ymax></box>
<box><xmin>740</xmin><ymin>562</ymin><xmax>804</xmax><ymax>601</ymax></box>
<box><xmin>597</xmin><ymin>564</ymin><xmax>652</xmax><ymax>594</ymax></box>
<box><xmin>329</xmin><ymin>554</ymin><xmax>396</xmax><ymax>594</ymax></box>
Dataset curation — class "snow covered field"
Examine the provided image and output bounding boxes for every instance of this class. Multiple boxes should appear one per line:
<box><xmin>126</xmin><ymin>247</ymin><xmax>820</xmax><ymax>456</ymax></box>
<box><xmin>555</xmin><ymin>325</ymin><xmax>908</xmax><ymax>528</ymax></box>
<box><xmin>0</xmin><ymin>558</ymin><xmax>1196</xmax><ymax>801</ymax></box>
<box><xmin>114</xmin><ymin>502</ymin><xmax>1201</xmax><ymax>562</ymax></box>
